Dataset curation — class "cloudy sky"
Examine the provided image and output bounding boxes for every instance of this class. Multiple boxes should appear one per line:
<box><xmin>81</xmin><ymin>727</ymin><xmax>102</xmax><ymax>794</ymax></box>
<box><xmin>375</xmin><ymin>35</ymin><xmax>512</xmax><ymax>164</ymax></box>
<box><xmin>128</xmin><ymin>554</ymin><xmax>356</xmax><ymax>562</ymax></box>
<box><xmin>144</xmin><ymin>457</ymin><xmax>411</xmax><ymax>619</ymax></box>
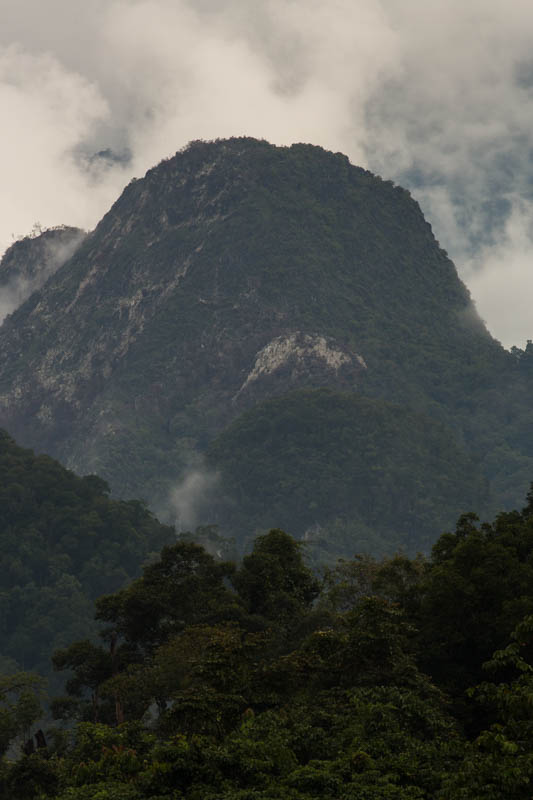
<box><xmin>1</xmin><ymin>0</ymin><xmax>533</xmax><ymax>347</ymax></box>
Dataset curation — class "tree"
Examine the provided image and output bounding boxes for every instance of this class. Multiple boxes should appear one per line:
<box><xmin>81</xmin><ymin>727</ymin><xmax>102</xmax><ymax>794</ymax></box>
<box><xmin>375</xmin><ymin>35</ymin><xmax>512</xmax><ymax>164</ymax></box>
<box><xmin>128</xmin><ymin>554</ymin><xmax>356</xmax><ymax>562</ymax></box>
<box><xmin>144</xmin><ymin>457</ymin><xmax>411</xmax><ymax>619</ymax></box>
<box><xmin>414</xmin><ymin>509</ymin><xmax>533</xmax><ymax>698</ymax></box>
<box><xmin>233</xmin><ymin>529</ymin><xmax>320</xmax><ymax>625</ymax></box>
<box><xmin>441</xmin><ymin>615</ymin><xmax>533</xmax><ymax>799</ymax></box>
<box><xmin>0</xmin><ymin>671</ymin><xmax>45</xmax><ymax>757</ymax></box>
<box><xmin>52</xmin><ymin>641</ymin><xmax>113</xmax><ymax>724</ymax></box>
<box><xmin>95</xmin><ymin>541</ymin><xmax>241</xmax><ymax>656</ymax></box>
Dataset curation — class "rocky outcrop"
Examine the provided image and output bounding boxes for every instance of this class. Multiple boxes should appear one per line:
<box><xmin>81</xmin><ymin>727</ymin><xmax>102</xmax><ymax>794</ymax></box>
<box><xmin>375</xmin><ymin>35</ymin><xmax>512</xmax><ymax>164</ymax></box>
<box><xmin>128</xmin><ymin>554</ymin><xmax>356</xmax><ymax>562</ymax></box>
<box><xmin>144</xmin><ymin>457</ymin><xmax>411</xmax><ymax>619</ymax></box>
<box><xmin>234</xmin><ymin>332</ymin><xmax>367</xmax><ymax>408</ymax></box>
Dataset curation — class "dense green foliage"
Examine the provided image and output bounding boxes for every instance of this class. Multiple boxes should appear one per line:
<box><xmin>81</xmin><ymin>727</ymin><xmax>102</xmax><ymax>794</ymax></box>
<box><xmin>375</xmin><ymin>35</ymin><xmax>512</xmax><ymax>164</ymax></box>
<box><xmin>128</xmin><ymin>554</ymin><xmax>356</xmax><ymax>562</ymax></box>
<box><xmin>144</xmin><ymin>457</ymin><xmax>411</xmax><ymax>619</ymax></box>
<box><xmin>0</xmin><ymin>672</ymin><xmax>45</xmax><ymax>758</ymax></box>
<box><xmin>0</xmin><ymin>431</ymin><xmax>174</xmax><ymax>679</ymax></box>
<box><xmin>208</xmin><ymin>388</ymin><xmax>487</xmax><ymax>557</ymax></box>
<box><xmin>4</xmin><ymin>498</ymin><xmax>533</xmax><ymax>797</ymax></box>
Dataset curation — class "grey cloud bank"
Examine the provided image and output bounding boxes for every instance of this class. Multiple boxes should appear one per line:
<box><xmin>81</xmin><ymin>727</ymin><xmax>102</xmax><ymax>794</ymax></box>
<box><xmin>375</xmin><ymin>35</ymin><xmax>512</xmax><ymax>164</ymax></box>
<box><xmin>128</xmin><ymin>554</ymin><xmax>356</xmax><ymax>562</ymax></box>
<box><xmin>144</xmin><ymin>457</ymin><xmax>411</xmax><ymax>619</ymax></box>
<box><xmin>1</xmin><ymin>0</ymin><xmax>533</xmax><ymax>347</ymax></box>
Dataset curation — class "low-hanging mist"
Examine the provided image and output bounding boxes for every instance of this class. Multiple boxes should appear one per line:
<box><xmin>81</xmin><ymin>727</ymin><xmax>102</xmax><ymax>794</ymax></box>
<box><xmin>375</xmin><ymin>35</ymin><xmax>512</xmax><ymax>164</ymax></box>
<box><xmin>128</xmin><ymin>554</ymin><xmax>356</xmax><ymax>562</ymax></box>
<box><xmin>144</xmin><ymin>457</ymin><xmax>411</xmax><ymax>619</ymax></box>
<box><xmin>0</xmin><ymin>226</ymin><xmax>85</xmax><ymax>323</ymax></box>
<box><xmin>166</xmin><ymin>469</ymin><xmax>220</xmax><ymax>533</ymax></box>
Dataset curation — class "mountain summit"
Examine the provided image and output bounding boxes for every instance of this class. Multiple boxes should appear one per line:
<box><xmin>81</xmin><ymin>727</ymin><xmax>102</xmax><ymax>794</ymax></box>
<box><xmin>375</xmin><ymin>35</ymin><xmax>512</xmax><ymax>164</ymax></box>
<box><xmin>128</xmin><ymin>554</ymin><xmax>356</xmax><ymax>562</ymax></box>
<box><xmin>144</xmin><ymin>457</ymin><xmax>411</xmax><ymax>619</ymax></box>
<box><xmin>0</xmin><ymin>138</ymin><xmax>529</xmax><ymax>554</ymax></box>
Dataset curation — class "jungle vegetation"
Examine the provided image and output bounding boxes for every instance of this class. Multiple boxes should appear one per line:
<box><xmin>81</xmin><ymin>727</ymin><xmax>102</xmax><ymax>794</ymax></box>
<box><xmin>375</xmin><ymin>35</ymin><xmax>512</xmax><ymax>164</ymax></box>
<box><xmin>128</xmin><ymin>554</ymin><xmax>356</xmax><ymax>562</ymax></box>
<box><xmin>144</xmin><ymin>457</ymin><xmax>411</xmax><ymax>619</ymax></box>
<box><xmin>4</xmin><ymin>492</ymin><xmax>533</xmax><ymax>797</ymax></box>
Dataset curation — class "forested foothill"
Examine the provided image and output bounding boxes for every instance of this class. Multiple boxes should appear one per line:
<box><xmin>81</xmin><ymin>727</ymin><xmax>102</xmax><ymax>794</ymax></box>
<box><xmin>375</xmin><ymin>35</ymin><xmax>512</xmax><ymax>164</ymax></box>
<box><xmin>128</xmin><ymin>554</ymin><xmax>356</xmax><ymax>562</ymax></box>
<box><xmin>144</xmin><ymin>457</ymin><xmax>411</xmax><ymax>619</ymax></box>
<box><xmin>0</xmin><ymin>430</ymin><xmax>174</xmax><ymax>681</ymax></box>
<box><xmin>4</xmin><ymin>489</ymin><xmax>533</xmax><ymax>797</ymax></box>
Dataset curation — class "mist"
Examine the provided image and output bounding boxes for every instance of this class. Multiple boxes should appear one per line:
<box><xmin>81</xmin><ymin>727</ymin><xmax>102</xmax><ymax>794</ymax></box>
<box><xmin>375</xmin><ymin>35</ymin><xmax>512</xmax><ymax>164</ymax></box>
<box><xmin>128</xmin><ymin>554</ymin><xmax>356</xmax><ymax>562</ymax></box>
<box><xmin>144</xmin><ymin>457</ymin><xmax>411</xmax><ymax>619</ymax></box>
<box><xmin>167</xmin><ymin>469</ymin><xmax>220</xmax><ymax>532</ymax></box>
<box><xmin>0</xmin><ymin>227</ymin><xmax>85</xmax><ymax>323</ymax></box>
<box><xmin>2</xmin><ymin>0</ymin><xmax>533</xmax><ymax>346</ymax></box>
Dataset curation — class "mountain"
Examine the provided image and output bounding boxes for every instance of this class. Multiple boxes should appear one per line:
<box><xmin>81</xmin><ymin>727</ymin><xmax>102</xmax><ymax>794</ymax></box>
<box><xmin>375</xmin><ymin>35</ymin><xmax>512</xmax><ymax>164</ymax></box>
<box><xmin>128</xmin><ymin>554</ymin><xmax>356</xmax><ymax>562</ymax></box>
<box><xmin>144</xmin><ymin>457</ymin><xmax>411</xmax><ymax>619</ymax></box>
<box><xmin>0</xmin><ymin>137</ymin><xmax>530</xmax><ymax>555</ymax></box>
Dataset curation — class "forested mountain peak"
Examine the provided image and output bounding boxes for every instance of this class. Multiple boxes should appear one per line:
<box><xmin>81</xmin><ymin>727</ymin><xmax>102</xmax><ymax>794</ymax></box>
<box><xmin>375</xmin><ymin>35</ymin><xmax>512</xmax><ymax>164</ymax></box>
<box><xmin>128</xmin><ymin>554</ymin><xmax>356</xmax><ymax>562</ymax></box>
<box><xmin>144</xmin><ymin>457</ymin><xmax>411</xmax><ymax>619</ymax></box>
<box><xmin>0</xmin><ymin>138</ymin><xmax>529</xmax><ymax>557</ymax></box>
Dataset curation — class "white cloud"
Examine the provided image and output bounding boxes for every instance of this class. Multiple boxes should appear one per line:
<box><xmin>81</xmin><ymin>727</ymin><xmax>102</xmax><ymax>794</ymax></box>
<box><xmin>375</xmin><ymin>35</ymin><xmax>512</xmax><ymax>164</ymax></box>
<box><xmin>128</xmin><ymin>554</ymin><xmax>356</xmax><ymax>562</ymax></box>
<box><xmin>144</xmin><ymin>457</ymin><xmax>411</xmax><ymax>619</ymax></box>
<box><xmin>0</xmin><ymin>45</ymin><xmax>124</xmax><ymax>247</ymax></box>
<box><xmin>1</xmin><ymin>0</ymin><xmax>533</xmax><ymax>345</ymax></box>
<box><xmin>466</xmin><ymin>200</ymin><xmax>533</xmax><ymax>348</ymax></box>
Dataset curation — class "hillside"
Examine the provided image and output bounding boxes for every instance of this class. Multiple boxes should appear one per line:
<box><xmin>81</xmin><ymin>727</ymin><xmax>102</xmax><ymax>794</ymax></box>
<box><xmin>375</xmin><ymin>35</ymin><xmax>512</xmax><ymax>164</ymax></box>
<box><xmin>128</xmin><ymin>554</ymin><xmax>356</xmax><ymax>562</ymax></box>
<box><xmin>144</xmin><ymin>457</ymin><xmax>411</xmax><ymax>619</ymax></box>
<box><xmin>0</xmin><ymin>430</ymin><xmax>173</xmax><ymax>678</ymax></box>
<box><xmin>0</xmin><ymin>226</ymin><xmax>85</xmax><ymax>323</ymax></box>
<box><xmin>0</xmin><ymin>138</ymin><xmax>530</xmax><ymax>554</ymax></box>
<box><xmin>207</xmin><ymin>389</ymin><xmax>487</xmax><ymax>556</ymax></box>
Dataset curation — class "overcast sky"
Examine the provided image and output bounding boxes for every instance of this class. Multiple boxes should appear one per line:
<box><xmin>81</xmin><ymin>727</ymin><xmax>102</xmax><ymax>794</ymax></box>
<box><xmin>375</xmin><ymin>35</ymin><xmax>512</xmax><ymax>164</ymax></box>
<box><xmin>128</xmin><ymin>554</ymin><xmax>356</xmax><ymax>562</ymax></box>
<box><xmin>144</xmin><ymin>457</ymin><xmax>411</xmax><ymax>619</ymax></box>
<box><xmin>1</xmin><ymin>0</ymin><xmax>533</xmax><ymax>347</ymax></box>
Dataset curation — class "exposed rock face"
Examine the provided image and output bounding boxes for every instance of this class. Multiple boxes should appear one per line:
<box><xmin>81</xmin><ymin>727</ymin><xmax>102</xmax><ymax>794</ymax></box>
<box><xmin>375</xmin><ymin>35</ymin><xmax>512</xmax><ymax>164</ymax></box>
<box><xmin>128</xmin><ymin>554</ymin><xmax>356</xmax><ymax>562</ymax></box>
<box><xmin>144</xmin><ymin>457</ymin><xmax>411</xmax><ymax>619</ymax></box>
<box><xmin>234</xmin><ymin>332</ymin><xmax>367</xmax><ymax>408</ymax></box>
<box><xmin>0</xmin><ymin>137</ymin><xmax>503</xmax><ymax>514</ymax></box>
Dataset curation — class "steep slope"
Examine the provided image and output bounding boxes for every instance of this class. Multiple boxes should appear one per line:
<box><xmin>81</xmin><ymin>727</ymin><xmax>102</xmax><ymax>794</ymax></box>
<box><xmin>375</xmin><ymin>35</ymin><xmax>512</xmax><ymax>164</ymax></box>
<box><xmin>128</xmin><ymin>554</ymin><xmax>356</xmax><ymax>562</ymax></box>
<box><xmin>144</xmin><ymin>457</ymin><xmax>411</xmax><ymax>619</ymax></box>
<box><xmin>207</xmin><ymin>389</ymin><xmax>487</xmax><ymax>557</ymax></box>
<box><xmin>0</xmin><ymin>429</ymin><xmax>173</xmax><ymax>678</ymax></box>
<box><xmin>0</xmin><ymin>138</ymin><xmax>526</xmax><ymax>551</ymax></box>
<box><xmin>0</xmin><ymin>226</ymin><xmax>85</xmax><ymax>322</ymax></box>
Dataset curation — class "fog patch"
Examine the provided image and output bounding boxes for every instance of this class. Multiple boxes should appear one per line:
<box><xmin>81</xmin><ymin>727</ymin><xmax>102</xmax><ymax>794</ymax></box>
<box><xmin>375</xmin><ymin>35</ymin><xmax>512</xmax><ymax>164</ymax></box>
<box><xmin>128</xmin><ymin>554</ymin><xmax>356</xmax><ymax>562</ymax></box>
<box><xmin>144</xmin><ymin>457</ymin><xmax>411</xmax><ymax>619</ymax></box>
<box><xmin>0</xmin><ymin>276</ymin><xmax>31</xmax><ymax>322</ymax></box>
<box><xmin>464</xmin><ymin>199</ymin><xmax>533</xmax><ymax>349</ymax></box>
<box><xmin>167</xmin><ymin>469</ymin><xmax>220</xmax><ymax>532</ymax></box>
<box><xmin>0</xmin><ymin>226</ymin><xmax>85</xmax><ymax>322</ymax></box>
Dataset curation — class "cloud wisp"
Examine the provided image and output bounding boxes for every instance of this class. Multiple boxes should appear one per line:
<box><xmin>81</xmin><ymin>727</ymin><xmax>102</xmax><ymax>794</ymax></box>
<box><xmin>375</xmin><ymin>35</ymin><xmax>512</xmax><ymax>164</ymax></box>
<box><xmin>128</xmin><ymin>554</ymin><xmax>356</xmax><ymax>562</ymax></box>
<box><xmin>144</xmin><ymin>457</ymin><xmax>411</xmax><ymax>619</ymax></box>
<box><xmin>2</xmin><ymin>0</ymin><xmax>533</xmax><ymax>345</ymax></box>
<box><xmin>0</xmin><ymin>225</ymin><xmax>85</xmax><ymax>323</ymax></box>
<box><xmin>167</xmin><ymin>469</ymin><xmax>220</xmax><ymax>533</ymax></box>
